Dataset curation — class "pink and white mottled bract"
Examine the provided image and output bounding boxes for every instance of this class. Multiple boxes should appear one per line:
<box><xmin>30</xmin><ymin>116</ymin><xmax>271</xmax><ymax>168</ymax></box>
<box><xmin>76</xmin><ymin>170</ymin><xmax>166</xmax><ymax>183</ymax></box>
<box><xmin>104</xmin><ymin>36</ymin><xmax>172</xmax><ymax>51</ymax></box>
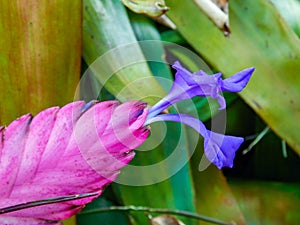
<box><xmin>0</xmin><ymin>100</ymin><xmax>149</xmax><ymax>225</ymax></box>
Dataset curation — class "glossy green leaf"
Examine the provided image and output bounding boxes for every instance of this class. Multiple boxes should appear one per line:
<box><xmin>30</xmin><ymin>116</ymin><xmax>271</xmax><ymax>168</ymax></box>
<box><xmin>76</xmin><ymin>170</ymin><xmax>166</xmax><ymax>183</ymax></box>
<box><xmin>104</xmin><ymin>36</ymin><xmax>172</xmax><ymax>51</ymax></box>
<box><xmin>0</xmin><ymin>1</ymin><xmax>81</xmax><ymax>125</ymax></box>
<box><xmin>271</xmin><ymin>0</ymin><xmax>300</xmax><ymax>37</ymax></box>
<box><xmin>229</xmin><ymin>180</ymin><xmax>300</xmax><ymax>225</ymax></box>
<box><xmin>0</xmin><ymin>2</ymin><xmax>81</xmax><ymax>225</ymax></box>
<box><xmin>129</xmin><ymin>12</ymin><xmax>173</xmax><ymax>88</ymax></box>
<box><xmin>110</xmin><ymin>13</ymin><xmax>196</xmax><ymax>225</ymax></box>
<box><xmin>82</xmin><ymin>0</ymin><xmax>165</xmax><ymax>105</ymax></box>
<box><xmin>165</xmin><ymin>0</ymin><xmax>300</xmax><ymax>156</ymax></box>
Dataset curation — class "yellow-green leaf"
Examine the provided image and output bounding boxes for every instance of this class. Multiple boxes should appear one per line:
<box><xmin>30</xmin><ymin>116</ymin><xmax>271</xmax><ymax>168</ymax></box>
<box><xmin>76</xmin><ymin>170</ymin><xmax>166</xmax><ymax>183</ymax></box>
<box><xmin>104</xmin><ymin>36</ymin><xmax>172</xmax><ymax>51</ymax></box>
<box><xmin>166</xmin><ymin>0</ymin><xmax>300</xmax><ymax>155</ymax></box>
<box><xmin>0</xmin><ymin>1</ymin><xmax>81</xmax><ymax>125</ymax></box>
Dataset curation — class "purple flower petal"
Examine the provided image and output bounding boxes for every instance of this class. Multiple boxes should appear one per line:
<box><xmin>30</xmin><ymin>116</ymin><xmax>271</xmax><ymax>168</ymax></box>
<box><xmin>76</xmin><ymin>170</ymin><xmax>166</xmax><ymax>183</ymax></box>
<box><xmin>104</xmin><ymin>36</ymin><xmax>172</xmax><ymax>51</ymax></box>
<box><xmin>145</xmin><ymin>114</ymin><xmax>243</xmax><ymax>169</ymax></box>
<box><xmin>148</xmin><ymin>61</ymin><xmax>254</xmax><ymax>118</ymax></box>
<box><xmin>171</xmin><ymin>61</ymin><xmax>228</xmax><ymax>110</ymax></box>
<box><xmin>221</xmin><ymin>67</ymin><xmax>255</xmax><ymax>92</ymax></box>
<box><xmin>204</xmin><ymin>131</ymin><xmax>244</xmax><ymax>169</ymax></box>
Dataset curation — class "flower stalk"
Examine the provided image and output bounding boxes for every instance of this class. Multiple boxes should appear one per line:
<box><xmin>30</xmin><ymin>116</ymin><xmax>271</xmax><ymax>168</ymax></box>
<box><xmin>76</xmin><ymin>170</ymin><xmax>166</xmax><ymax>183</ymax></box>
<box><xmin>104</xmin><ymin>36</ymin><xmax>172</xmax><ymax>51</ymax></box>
<box><xmin>80</xmin><ymin>205</ymin><xmax>233</xmax><ymax>225</ymax></box>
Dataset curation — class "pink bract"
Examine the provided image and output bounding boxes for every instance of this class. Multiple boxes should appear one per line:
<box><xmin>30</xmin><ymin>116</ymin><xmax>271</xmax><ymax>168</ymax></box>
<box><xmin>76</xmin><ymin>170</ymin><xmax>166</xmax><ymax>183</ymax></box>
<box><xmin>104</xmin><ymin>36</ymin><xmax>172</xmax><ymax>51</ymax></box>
<box><xmin>0</xmin><ymin>100</ymin><xmax>149</xmax><ymax>225</ymax></box>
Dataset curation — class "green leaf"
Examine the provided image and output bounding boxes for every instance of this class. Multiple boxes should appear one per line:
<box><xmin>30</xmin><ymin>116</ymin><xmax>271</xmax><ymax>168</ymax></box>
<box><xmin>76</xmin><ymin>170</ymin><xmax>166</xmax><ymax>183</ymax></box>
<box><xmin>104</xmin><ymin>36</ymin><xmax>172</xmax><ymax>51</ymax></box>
<box><xmin>0</xmin><ymin>1</ymin><xmax>81</xmax><ymax>125</ymax></box>
<box><xmin>271</xmin><ymin>0</ymin><xmax>300</xmax><ymax>37</ymax></box>
<box><xmin>229</xmin><ymin>179</ymin><xmax>300</xmax><ymax>225</ymax></box>
<box><xmin>129</xmin><ymin>12</ymin><xmax>173</xmax><ymax>88</ymax></box>
<box><xmin>82</xmin><ymin>0</ymin><xmax>166</xmax><ymax>105</ymax></box>
<box><xmin>83</xmin><ymin>1</ymin><xmax>197</xmax><ymax>225</ymax></box>
<box><xmin>188</xmin><ymin>138</ymin><xmax>246</xmax><ymax>225</ymax></box>
<box><xmin>165</xmin><ymin>0</ymin><xmax>300</xmax><ymax>156</ymax></box>
<box><xmin>0</xmin><ymin>2</ymin><xmax>81</xmax><ymax>224</ymax></box>
<box><xmin>110</xmin><ymin>14</ymin><xmax>197</xmax><ymax>225</ymax></box>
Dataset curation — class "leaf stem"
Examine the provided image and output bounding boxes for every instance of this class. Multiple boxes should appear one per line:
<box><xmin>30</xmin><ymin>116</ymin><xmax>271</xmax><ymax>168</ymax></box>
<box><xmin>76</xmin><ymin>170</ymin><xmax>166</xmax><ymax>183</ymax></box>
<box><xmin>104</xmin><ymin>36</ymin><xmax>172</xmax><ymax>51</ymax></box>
<box><xmin>243</xmin><ymin>126</ymin><xmax>270</xmax><ymax>154</ymax></box>
<box><xmin>80</xmin><ymin>205</ymin><xmax>233</xmax><ymax>225</ymax></box>
<box><xmin>0</xmin><ymin>192</ymin><xmax>99</xmax><ymax>214</ymax></box>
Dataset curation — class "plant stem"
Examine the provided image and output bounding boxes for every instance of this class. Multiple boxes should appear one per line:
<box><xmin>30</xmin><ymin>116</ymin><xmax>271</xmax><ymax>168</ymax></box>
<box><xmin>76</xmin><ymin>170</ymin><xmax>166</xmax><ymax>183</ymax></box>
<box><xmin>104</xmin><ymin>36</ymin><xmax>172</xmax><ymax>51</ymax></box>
<box><xmin>0</xmin><ymin>192</ymin><xmax>99</xmax><ymax>214</ymax></box>
<box><xmin>80</xmin><ymin>205</ymin><xmax>233</xmax><ymax>225</ymax></box>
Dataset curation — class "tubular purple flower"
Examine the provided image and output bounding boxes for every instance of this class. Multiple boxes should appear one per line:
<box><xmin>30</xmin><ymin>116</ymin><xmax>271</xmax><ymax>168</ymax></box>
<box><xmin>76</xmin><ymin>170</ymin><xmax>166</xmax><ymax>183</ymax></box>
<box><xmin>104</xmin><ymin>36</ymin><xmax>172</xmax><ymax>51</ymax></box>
<box><xmin>146</xmin><ymin>61</ymin><xmax>254</xmax><ymax>169</ymax></box>
<box><xmin>145</xmin><ymin>114</ymin><xmax>244</xmax><ymax>169</ymax></box>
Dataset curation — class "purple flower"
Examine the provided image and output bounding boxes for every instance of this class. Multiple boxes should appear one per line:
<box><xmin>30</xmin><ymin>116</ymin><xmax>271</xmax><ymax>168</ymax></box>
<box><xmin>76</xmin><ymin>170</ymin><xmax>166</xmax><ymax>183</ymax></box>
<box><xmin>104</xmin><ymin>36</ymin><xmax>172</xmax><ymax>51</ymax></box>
<box><xmin>146</xmin><ymin>61</ymin><xmax>254</xmax><ymax>169</ymax></box>
<box><xmin>145</xmin><ymin>114</ymin><xmax>243</xmax><ymax>170</ymax></box>
<box><xmin>147</xmin><ymin>61</ymin><xmax>254</xmax><ymax>118</ymax></box>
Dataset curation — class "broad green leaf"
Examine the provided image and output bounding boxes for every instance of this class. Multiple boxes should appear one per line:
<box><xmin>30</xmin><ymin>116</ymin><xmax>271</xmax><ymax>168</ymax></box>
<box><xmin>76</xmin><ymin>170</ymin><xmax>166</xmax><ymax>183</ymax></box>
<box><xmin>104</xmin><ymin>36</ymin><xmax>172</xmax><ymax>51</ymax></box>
<box><xmin>229</xmin><ymin>179</ymin><xmax>300</xmax><ymax>225</ymax></box>
<box><xmin>129</xmin><ymin>12</ymin><xmax>173</xmax><ymax>88</ymax></box>
<box><xmin>109</xmin><ymin>12</ymin><xmax>196</xmax><ymax>225</ymax></box>
<box><xmin>0</xmin><ymin>1</ymin><xmax>81</xmax><ymax>125</ymax></box>
<box><xmin>165</xmin><ymin>0</ymin><xmax>300</xmax><ymax>156</ymax></box>
<box><xmin>0</xmin><ymin>2</ymin><xmax>81</xmax><ymax>225</ymax></box>
<box><xmin>271</xmin><ymin>0</ymin><xmax>300</xmax><ymax>37</ymax></box>
<box><xmin>83</xmin><ymin>2</ymin><xmax>197</xmax><ymax>225</ymax></box>
<box><xmin>82</xmin><ymin>0</ymin><xmax>165</xmax><ymax>105</ymax></box>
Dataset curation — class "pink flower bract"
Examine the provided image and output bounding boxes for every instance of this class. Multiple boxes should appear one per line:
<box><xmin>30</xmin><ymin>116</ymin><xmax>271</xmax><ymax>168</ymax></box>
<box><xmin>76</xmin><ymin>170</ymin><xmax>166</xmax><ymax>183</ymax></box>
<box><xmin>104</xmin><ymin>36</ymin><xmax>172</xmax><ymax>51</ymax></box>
<box><xmin>0</xmin><ymin>100</ymin><xmax>149</xmax><ymax>225</ymax></box>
